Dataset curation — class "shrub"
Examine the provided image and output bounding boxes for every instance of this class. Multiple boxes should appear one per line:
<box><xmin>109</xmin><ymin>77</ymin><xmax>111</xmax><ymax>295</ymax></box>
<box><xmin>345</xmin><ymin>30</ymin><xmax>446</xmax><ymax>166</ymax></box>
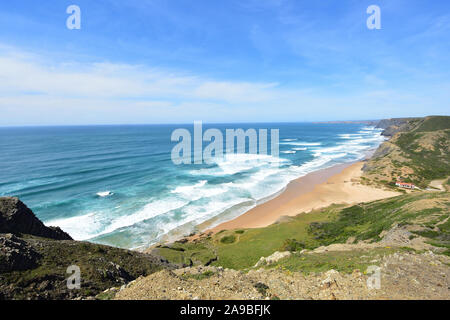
<box><xmin>220</xmin><ymin>235</ymin><xmax>236</xmax><ymax>244</ymax></box>
<box><xmin>254</xmin><ymin>282</ymin><xmax>269</xmax><ymax>296</ymax></box>
<box><xmin>280</xmin><ymin>239</ymin><xmax>306</xmax><ymax>252</ymax></box>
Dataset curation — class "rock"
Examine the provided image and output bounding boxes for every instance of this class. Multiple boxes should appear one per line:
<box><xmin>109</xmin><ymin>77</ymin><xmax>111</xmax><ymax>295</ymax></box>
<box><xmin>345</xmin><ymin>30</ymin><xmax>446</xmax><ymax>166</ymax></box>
<box><xmin>254</xmin><ymin>251</ymin><xmax>291</xmax><ymax>267</ymax></box>
<box><xmin>0</xmin><ymin>234</ymin><xmax>40</xmax><ymax>272</ymax></box>
<box><xmin>0</xmin><ymin>197</ymin><xmax>72</xmax><ymax>240</ymax></box>
<box><xmin>0</xmin><ymin>199</ymin><xmax>175</xmax><ymax>300</ymax></box>
<box><xmin>379</xmin><ymin>224</ymin><xmax>413</xmax><ymax>245</ymax></box>
<box><xmin>376</xmin><ymin>118</ymin><xmax>420</xmax><ymax>137</ymax></box>
<box><xmin>115</xmin><ymin>250</ymin><xmax>450</xmax><ymax>300</ymax></box>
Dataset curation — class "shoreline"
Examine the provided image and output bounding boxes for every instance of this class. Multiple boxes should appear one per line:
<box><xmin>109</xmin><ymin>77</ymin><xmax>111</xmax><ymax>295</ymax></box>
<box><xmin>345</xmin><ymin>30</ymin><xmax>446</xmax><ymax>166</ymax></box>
<box><xmin>156</xmin><ymin>149</ymin><xmax>400</xmax><ymax>246</ymax></box>
<box><xmin>154</xmin><ymin>161</ymin><xmax>361</xmax><ymax>246</ymax></box>
<box><xmin>193</xmin><ymin>159</ymin><xmax>400</xmax><ymax>237</ymax></box>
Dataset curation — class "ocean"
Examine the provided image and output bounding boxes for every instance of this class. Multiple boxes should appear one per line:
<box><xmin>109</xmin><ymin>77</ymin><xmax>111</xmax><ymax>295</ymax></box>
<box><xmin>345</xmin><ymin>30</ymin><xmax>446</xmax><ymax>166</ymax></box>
<box><xmin>0</xmin><ymin>123</ymin><xmax>385</xmax><ymax>249</ymax></box>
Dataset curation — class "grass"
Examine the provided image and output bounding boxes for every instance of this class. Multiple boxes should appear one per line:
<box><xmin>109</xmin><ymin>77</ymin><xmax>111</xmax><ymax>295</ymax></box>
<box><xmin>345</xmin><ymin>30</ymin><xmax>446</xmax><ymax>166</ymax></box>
<box><xmin>96</xmin><ymin>290</ymin><xmax>117</xmax><ymax>300</ymax></box>
<box><xmin>1</xmin><ymin>236</ymin><xmax>166</xmax><ymax>299</ymax></box>
<box><xmin>156</xmin><ymin>192</ymin><xmax>450</xmax><ymax>271</ymax></box>
<box><xmin>363</xmin><ymin>116</ymin><xmax>450</xmax><ymax>189</ymax></box>
<box><xmin>157</xmin><ymin>205</ymin><xmax>337</xmax><ymax>269</ymax></box>
<box><xmin>413</xmin><ymin>212</ymin><xmax>450</xmax><ymax>255</ymax></box>
<box><xmin>394</xmin><ymin>130</ymin><xmax>450</xmax><ymax>187</ymax></box>
<box><xmin>414</xmin><ymin>116</ymin><xmax>450</xmax><ymax>132</ymax></box>
<box><xmin>308</xmin><ymin>193</ymin><xmax>448</xmax><ymax>246</ymax></box>
<box><xmin>267</xmin><ymin>247</ymin><xmax>411</xmax><ymax>275</ymax></box>
<box><xmin>220</xmin><ymin>235</ymin><xmax>236</xmax><ymax>244</ymax></box>
<box><xmin>279</xmin><ymin>239</ymin><xmax>306</xmax><ymax>252</ymax></box>
<box><xmin>181</xmin><ymin>270</ymin><xmax>216</xmax><ymax>280</ymax></box>
<box><xmin>156</xmin><ymin>242</ymin><xmax>217</xmax><ymax>266</ymax></box>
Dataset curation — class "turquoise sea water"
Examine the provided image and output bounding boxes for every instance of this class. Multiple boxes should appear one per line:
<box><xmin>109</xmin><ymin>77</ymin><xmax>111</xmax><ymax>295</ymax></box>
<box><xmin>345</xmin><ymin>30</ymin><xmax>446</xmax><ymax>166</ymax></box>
<box><xmin>0</xmin><ymin>123</ymin><xmax>384</xmax><ymax>249</ymax></box>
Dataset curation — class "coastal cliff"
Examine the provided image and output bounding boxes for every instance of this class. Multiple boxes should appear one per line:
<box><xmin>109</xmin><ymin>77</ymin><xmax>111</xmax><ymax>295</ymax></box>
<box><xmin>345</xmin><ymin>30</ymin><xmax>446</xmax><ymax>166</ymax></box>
<box><xmin>376</xmin><ymin>117</ymin><xmax>421</xmax><ymax>136</ymax></box>
<box><xmin>362</xmin><ymin>116</ymin><xmax>450</xmax><ymax>189</ymax></box>
<box><xmin>1</xmin><ymin>116</ymin><xmax>449</xmax><ymax>300</ymax></box>
<box><xmin>0</xmin><ymin>197</ymin><xmax>72</xmax><ymax>240</ymax></box>
<box><xmin>0</xmin><ymin>197</ymin><xmax>174</xmax><ymax>300</ymax></box>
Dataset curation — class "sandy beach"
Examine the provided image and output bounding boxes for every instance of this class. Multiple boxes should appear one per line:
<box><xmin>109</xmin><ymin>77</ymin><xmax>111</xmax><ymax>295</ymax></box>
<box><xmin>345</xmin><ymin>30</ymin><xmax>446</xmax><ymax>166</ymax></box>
<box><xmin>207</xmin><ymin>161</ymin><xmax>400</xmax><ymax>232</ymax></box>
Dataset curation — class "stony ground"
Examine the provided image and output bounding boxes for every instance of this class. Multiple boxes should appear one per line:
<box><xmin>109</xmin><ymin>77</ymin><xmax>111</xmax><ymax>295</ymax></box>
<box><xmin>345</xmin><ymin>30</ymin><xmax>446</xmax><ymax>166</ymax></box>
<box><xmin>114</xmin><ymin>249</ymin><xmax>450</xmax><ymax>300</ymax></box>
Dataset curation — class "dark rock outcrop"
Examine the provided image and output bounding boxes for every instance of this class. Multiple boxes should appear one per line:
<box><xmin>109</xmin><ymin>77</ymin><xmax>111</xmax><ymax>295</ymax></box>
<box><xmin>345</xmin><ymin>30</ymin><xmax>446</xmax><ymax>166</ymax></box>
<box><xmin>0</xmin><ymin>234</ymin><xmax>176</xmax><ymax>300</ymax></box>
<box><xmin>0</xmin><ymin>234</ymin><xmax>40</xmax><ymax>272</ymax></box>
<box><xmin>0</xmin><ymin>197</ymin><xmax>176</xmax><ymax>300</ymax></box>
<box><xmin>376</xmin><ymin>117</ymin><xmax>420</xmax><ymax>137</ymax></box>
<box><xmin>0</xmin><ymin>197</ymin><xmax>72</xmax><ymax>240</ymax></box>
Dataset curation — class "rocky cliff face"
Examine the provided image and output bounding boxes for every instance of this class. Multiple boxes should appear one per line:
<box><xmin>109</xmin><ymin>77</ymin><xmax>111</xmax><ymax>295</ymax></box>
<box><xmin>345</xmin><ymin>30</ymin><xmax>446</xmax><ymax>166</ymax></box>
<box><xmin>0</xmin><ymin>197</ymin><xmax>174</xmax><ymax>300</ymax></box>
<box><xmin>0</xmin><ymin>197</ymin><xmax>72</xmax><ymax>240</ymax></box>
<box><xmin>375</xmin><ymin>117</ymin><xmax>420</xmax><ymax>137</ymax></box>
<box><xmin>0</xmin><ymin>234</ymin><xmax>40</xmax><ymax>273</ymax></box>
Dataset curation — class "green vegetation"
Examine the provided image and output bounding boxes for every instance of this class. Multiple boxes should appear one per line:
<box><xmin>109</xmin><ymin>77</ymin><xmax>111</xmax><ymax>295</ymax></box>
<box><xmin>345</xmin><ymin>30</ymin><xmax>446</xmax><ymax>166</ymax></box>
<box><xmin>155</xmin><ymin>206</ymin><xmax>336</xmax><ymax>269</ymax></box>
<box><xmin>156</xmin><ymin>241</ymin><xmax>217</xmax><ymax>266</ymax></box>
<box><xmin>363</xmin><ymin>116</ymin><xmax>450</xmax><ymax>188</ymax></box>
<box><xmin>308</xmin><ymin>193</ymin><xmax>447</xmax><ymax>245</ymax></box>
<box><xmin>96</xmin><ymin>290</ymin><xmax>117</xmax><ymax>300</ymax></box>
<box><xmin>220</xmin><ymin>235</ymin><xmax>237</xmax><ymax>244</ymax></box>
<box><xmin>1</xmin><ymin>236</ymin><xmax>167</xmax><ymax>299</ymax></box>
<box><xmin>414</xmin><ymin>116</ymin><xmax>450</xmax><ymax>132</ymax></box>
<box><xmin>154</xmin><ymin>116</ymin><xmax>450</xmax><ymax>274</ymax></box>
<box><xmin>268</xmin><ymin>247</ymin><xmax>412</xmax><ymax>274</ymax></box>
<box><xmin>394</xmin><ymin>130</ymin><xmax>450</xmax><ymax>187</ymax></box>
<box><xmin>279</xmin><ymin>239</ymin><xmax>306</xmax><ymax>252</ymax></box>
<box><xmin>156</xmin><ymin>192</ymin><xmax>449</xmax><ymax>270</ymax></box>
<box><xmin>254</xmin><ymin>282</ymin><xmax>270</xmax><ymax>296</ymax></box>
<box><xmin>413</xmin><ymin>215</ymin><xmax>450</xmax><ymax>256</ymax></box>
<box><xmin>181</xmin><ymin>270</ymin><xmax>216</xmax><ymax>280</ymax></box>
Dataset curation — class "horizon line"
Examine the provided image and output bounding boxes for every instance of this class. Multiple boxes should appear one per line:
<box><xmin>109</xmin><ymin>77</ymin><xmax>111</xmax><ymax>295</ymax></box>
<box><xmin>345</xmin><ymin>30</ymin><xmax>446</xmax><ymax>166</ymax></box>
<box><xmin>0</xmin><ymin>119</ymin><xmax>383</xmax><ymax>128</ymax></box>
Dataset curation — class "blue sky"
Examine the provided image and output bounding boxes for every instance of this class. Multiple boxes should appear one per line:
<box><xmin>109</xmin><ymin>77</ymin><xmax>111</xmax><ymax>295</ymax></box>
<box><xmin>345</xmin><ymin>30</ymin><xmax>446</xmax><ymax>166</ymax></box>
<box><xmin>0</xmin><ymin>0</ymin><xmax>449</xmax><ymax>125</ymax></box>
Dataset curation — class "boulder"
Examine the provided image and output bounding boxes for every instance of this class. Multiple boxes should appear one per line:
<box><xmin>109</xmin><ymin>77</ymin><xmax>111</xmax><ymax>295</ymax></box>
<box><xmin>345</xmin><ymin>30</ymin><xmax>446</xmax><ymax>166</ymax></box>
<box><xmin>254</xmin><ymin>251</ymin><xmax>291</xmax><ymax>267</ymax></box>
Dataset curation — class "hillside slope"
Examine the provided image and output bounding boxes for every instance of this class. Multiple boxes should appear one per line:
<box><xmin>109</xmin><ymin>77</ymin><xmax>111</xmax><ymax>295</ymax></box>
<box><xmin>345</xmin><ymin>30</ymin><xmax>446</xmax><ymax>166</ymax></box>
<box><xmin>150</xmin><ymin>192</ymin><xmax>449</xmax><ymax>270</ymax></box>
<box><xmin>0</xmin><ymin>197</ymin><xmax>174</xmax><ymax>300</ymax></box>
<box><xmin>117</xmin><ymin>191</ymin><xmax>450</xmax><ymax>300</ymax></box>
<box><xmin>363</xmin><ymin>116</ymin><xmax>450</xmax><ymax>189</ymax></box>
<box><xmin>2</xmin><ymin>115</ymin><xmax>448</xmax><ymax>300</ymax></box>
<box><xmin>115</xmin><ymin>115</ymin><xmax>450</xmax><ymax>300</ymax></box>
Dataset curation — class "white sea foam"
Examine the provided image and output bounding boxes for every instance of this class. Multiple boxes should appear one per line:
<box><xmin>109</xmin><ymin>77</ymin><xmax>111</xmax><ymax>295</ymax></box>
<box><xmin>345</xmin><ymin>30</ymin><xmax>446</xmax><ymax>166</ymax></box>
<box><xmin>190</xmin><ymin>153</ymin><xmax>288</xmax><ymax>176</ymax></box>
<box><xmin>45</xmin><ymin>212</ymin><xmax>104</xmax><ymax>240</ymax></box>
<box><xmin>97</xmin><ymin>191</ymin><xmax>113</xmax><ymax>197</ymax></box>
<box><xmin>338</xmin><ymin>134</ymin><xmax>363</xmax><ymax>139</ymax></box>
<box><xmin>47</xmin><ymin>126</ymin><xmax>386</xmax><ymax>247</ymax></box>
<box><xmin>155</xmin><ymin>197</ymin><xmax>254</xmax><ymax>236</ymax></box>
<box><xmin>171</xmin><ymin>180</ymin><xmax>226</xmax><ymax>201</ymax></box>
<box><xmin>171</xmin><ymin>180</ymin><xmax>207</xmax><ymax>194</ymax></box>
<box><xmin>100</xmin><ymin>199</ymin><xmax>189</xmax><ymax>236</ymax></box>
<box><xmin>46</xmin><ymin>198</ymin><xmax>189</xmax><ymax>240</ymax></box>
<box><xmin>280</xmin><ymin>142</ymin><xmax>322</xmax><ymax>146</ymax></box>
<box><xmin>149</xmin><ymin>127</ymin><xmax>383</xmax><ymax>244</ymax></box>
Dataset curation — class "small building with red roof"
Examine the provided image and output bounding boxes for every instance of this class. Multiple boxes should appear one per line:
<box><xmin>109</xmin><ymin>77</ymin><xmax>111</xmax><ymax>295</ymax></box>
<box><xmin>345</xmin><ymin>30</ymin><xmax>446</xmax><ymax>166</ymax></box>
<box><xmin>395</xmin><ymin>181</ymin><xmax>415</xmax><ymax>189</ymax></box>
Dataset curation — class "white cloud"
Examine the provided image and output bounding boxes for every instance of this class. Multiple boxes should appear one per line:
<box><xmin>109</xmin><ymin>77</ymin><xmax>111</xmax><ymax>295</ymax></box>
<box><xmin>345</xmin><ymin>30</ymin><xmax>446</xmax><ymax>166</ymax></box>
<box><xmin>0</xmin><ymin>47</ymin><xmax>279</xmax><ymax>102</ymax></box>
<box><xmin>0</xmin><ymin>44</ymin><xmax>448</xmax><ymax>126</ymax></box>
